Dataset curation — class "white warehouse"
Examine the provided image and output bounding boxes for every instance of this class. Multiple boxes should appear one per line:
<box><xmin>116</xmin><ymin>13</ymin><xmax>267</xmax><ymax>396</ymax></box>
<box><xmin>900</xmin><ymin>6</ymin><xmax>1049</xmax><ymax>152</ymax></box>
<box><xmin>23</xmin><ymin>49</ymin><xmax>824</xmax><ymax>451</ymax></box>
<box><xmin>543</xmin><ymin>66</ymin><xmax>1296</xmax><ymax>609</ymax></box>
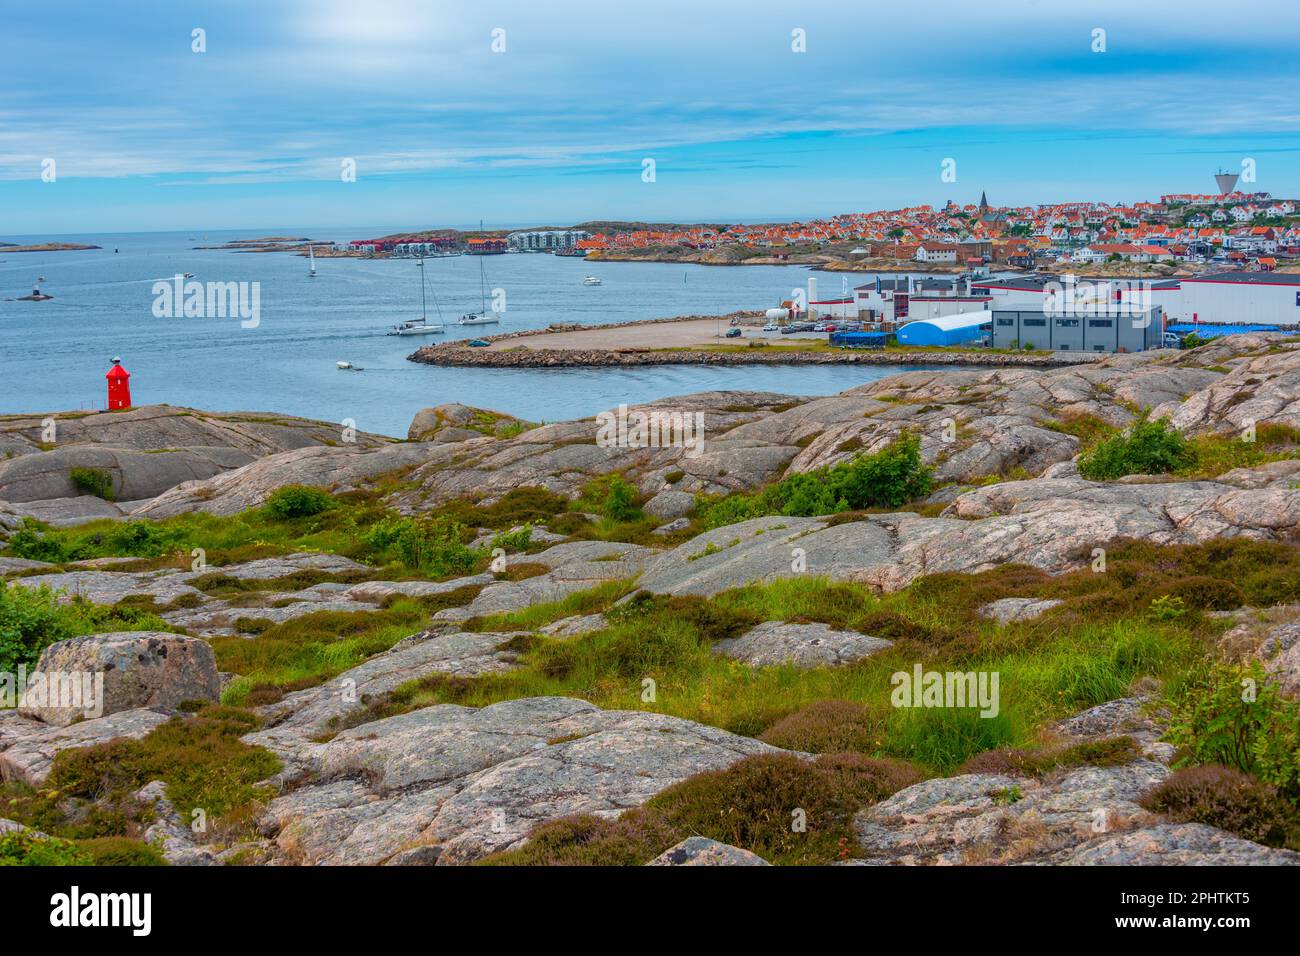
<box><xmin>1162</xmin><ymin>273</ymin><xmax>1300</xmax><ymax>328</ymax></box>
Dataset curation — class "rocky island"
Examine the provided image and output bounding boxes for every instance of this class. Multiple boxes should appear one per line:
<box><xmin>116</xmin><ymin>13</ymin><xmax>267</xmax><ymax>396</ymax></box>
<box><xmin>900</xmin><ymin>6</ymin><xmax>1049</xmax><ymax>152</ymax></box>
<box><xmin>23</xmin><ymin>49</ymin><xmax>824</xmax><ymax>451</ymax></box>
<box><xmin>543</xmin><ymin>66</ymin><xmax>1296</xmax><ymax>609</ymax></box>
<box><xmin>3</xmin><ymin>334</ymin><xmax>1300</xmax><ymax>867</ymax></box>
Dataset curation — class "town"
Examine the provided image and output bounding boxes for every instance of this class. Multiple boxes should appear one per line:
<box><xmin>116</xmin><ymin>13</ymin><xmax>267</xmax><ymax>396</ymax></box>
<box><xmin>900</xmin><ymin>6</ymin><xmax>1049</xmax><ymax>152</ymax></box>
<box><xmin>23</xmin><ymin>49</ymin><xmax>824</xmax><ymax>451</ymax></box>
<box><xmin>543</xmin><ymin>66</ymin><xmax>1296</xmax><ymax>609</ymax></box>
<box><xmin>336</xmin><ymin>181</ymin><xmax>1300</xmax><ymax>275</ymax></box>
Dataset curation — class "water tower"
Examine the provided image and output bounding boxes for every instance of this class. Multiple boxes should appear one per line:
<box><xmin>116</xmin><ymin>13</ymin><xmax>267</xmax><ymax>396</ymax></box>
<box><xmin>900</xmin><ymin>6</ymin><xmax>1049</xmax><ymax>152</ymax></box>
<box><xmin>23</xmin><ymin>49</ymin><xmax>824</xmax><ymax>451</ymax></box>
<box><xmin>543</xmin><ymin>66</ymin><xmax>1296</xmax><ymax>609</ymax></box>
<box><xmin>1214</xmin><ymin>169</ymin><xmax>1240</xmax><ymax>196</ymax></box>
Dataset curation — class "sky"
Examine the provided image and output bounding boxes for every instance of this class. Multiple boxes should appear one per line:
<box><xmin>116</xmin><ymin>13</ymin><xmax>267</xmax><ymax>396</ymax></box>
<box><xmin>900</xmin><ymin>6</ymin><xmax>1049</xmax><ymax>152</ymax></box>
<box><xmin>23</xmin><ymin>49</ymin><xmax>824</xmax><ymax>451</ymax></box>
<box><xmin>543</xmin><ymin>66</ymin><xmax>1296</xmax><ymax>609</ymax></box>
<box><xmin>2</xmin><ymin>0</ymin><xmax>1299</xmax><ymax>234</ymax></box>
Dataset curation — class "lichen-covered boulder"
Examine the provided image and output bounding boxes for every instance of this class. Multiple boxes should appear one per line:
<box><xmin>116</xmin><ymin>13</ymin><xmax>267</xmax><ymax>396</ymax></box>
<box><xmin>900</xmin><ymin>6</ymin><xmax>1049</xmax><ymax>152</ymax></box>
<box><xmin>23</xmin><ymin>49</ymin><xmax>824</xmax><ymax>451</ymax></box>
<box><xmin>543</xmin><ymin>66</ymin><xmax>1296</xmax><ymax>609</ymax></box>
<box><xmin>18</xmin><ymin>632</ymin><xmax>220</xmax><ymax>726</ymax></box>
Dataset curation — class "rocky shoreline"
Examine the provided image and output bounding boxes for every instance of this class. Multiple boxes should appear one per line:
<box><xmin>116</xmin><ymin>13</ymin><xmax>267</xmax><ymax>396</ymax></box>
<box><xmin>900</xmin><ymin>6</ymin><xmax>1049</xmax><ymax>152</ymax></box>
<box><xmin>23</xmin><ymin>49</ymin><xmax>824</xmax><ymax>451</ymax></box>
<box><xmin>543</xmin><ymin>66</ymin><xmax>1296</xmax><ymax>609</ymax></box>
<box><xmin>409</xmin><ymin>345</ymin><xmax>1096</xmax><ymax>369</ymax></box>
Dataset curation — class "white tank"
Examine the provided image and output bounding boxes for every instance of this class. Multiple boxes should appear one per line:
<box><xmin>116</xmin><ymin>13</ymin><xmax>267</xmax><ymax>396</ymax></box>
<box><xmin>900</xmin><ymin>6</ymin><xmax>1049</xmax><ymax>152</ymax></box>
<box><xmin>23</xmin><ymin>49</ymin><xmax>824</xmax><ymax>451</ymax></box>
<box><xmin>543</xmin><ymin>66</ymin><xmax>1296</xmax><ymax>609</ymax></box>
<box><xmin>764</xmin><ymin>308</ymin><xmax>788</xmax><ymax>322</ymax></box>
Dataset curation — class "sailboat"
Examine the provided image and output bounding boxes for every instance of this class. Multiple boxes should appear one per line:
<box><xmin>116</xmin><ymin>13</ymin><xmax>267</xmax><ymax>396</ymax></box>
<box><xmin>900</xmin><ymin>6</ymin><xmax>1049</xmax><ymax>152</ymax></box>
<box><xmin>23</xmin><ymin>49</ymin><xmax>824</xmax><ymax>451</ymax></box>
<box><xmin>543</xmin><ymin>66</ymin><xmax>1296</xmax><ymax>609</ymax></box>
<box><xmin>386</xmin><ymin>258</ymin><xmax>445</xmax><ymax>335</ymax></box>
<box><xmin>457</xmin><ymin>255</ymin><xmax>499</xmax><ymax>325</ymax></box>
<box><xmin>308</xmin><ymin>245</ymin><xmax>317</xmax><ymax>278</ymax></box>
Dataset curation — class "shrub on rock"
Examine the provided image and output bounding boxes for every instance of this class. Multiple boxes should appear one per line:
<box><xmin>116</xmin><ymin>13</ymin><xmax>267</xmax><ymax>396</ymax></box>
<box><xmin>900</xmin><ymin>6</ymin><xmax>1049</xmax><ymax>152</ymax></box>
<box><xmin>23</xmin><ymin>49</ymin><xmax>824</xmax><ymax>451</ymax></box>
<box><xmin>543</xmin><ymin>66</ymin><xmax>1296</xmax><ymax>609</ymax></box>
<box><xmin>264</xmin><ymin>484</ymin><xmax>333</xmax><ymax>519</ymax></box>
<box><xmin>1078</xmin><ymin>414</ymin><xmax>1193</xmax><ymax>480</ymax></box>
<box><xmin>1140</xmin><ymin>765</ymin><xmax>1300</xmax><ymax>850</ymax></box>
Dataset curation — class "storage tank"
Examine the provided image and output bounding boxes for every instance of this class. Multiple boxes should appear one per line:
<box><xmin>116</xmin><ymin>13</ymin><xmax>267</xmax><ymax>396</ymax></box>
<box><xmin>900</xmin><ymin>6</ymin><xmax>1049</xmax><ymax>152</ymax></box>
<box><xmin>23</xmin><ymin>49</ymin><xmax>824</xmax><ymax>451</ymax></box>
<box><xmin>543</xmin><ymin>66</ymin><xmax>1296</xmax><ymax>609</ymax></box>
<box><xmin>764</xmin><ymin>308</ymin><xmax>788</xmax><ymax>323</ymax></box>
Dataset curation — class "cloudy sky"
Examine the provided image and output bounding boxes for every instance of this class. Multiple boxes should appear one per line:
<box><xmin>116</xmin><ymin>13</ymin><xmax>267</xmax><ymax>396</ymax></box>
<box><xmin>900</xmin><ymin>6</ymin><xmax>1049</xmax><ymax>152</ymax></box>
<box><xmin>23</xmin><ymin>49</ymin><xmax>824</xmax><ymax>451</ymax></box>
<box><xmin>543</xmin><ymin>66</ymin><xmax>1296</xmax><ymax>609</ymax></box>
<box><xmin>2</xmin><ymin>0</ymin><xmax>1298</xmax><ymax>233</ymax></box>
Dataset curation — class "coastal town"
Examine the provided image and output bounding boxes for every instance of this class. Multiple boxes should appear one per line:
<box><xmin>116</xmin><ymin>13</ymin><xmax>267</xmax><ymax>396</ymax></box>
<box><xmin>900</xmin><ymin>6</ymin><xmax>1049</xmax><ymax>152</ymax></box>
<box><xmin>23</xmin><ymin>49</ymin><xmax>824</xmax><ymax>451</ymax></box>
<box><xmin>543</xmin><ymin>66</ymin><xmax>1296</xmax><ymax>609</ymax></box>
<box><xmin>334</xmin><ymin>183</ymin><xmax>1300</xmax><ymax>276</ymax></box>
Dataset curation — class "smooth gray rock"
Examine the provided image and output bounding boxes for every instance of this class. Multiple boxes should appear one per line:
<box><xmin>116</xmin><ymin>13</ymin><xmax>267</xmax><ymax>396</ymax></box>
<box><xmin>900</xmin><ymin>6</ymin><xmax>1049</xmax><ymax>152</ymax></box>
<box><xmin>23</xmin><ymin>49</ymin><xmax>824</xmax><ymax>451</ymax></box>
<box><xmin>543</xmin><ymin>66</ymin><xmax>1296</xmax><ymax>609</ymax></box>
<box><xmin>854</xmin><ymin>761</ymin><xmax>1172</xmax><ymax>865</ymax></box>
<box><xmin>1059</xmin><ymin>823</ymin><xmax>1300</xmax><ymax>866</ymax></box>
<box><xmin>978</xmin><ymin>597</ymin><xmax>1063</xmax><ymax>625</ymax></box>
<box><xmin>255</xmin><ymin>697</ymin><xmax>782</xmax><ymax>865</ymax></box>
<box><xmin>648</xmin><ymin>837</ymin><xmax>770</xmax><ymax>866</ymax></box>
<box><xmin>644</xmin><ymin>490</ymin><xmax>695</xmax><ymax>520</ymax></box>
<box><xmin>713</xmin><ymin>620</ymin><xmax>892</xmax><ymax>669</ymax></box>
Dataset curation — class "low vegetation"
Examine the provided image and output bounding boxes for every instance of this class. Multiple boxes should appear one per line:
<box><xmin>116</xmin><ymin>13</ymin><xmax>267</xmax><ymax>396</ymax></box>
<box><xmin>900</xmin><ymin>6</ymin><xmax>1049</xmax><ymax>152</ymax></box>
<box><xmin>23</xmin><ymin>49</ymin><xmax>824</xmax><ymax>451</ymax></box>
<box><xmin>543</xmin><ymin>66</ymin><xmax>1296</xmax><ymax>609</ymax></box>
<box><xmin>0</xmin><ymin>579</ymin><xmax>173</xmax><ymax>672</ymax></box>
<box><xmin>481</xmin><ymin>752</ymin><xmax>920</xmax><ymax>866</ymax></box>
<box><xmin>1077</xmin><ymin>414</ymin><xmax>1194</xmax><ymax>480</ymax></box>
<box><xmin>352</xmin><ymin>536</ymin><xmax>1300</xmax><ymax>773</ymax></box>
<box><xmin>1</xmin><ymin>705</ymin><xmax>278</xmax><ymax>859</ymax></box>
<box><xmin>699</xmin><ymin>434</ymin><xmax>931</xmax><ymax>529</ymax></box>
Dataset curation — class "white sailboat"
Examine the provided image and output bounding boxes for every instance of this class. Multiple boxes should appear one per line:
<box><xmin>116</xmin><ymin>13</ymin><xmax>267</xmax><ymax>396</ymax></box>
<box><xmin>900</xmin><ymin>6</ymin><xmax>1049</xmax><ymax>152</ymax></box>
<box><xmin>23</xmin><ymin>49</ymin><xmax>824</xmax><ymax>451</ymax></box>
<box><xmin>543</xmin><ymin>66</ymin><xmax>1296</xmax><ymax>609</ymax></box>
<box><xmin>457</xmin><ymin>255</ymin><xmax>500</xmax><ymax>325</ymax></box>
<box><xmin>386</xmin><ymin>258</ymin><xmax>445</xmax><ymax>335</ymax></box>
<box><xmin>308</xmin><ymin>245</ymin><xmax>317</xmax><ymax>278</ymax></box>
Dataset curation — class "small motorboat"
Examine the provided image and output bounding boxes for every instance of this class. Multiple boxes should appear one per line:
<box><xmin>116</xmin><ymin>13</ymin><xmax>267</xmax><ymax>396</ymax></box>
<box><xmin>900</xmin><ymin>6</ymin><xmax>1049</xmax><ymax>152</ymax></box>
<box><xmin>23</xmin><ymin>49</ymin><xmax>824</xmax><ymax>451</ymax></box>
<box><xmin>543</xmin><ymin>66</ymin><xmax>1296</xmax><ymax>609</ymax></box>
<box><xmin>336</xmin><ymin>361</ymin><xmax>353</xmax><ymax>369</ymax></box>
<box><xmin>182</xmin><ymin>272</ymin><xmax>195</xmax><ymax>279</ymax></box>
<box><xmin>582</xmin><ymin>276</ymin><xmax>601</xmax><ymax>286</ymax></box>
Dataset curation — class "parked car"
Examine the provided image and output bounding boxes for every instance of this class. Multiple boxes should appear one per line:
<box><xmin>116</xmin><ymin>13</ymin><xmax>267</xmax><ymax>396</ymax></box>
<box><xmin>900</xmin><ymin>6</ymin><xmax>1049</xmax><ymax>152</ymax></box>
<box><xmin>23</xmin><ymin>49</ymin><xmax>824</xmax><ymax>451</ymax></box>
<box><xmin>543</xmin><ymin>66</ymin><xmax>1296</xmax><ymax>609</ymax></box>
<box><xmin>468</xmin><ymin>339</ymin><xmax>491</xmax><ymax>347</ymax></box>
<box><xmin>824</xmin><ymin>325</ymin><xmax>837</xmax><ymax>333</ymax></box>
<box><xmin>812</xmin><ymin>323</ymin><xmax>828</xmax><ymax>332</ymax></box>
<box><xmin>780</xmin><ymin>325</ymin><xmax>799</xmax><ymax>334</ymax></box>
<box><xmin>1162</xmin><ymin>331</ymin><xmax>1182</xmax><ymax>349</ymax></box>
<box><xmin>724</xmin><ymin>327</ymin><xmax>742</xmax><ymax>338</ymax></box>
<box><xmin>762</xmin><ymin>324</ymin><xmax>779</xmax><ymax>332</ymax></box>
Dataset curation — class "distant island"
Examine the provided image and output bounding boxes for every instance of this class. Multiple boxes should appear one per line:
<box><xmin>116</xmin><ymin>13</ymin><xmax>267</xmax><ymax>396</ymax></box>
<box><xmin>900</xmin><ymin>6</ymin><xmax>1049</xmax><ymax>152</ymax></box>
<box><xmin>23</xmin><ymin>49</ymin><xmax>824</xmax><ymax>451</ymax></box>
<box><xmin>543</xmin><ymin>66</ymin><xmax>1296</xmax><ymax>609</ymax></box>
<box><xmin>0</xmin><ymin>241</ymin><xmax>101</xmax><ymax>253</ymax></box>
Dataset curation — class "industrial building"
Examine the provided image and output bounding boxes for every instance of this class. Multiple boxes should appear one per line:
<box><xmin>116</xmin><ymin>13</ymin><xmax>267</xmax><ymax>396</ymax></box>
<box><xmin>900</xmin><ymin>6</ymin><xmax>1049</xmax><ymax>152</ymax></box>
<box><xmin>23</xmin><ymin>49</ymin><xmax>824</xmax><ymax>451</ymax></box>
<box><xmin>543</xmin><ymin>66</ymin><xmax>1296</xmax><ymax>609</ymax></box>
<box><xmin>1155</xmin><ymin>272</ymin><xmax>1300</xmax><ymax>327</ymax></box>
<box><xmin>852</xmin><ymin>277</ymin><xmax>990</xmax><ymax>328</ymax></box>
<box><xmin>989</xmin><ymin>303</ymin><xmax>1164</xmax><ymax>352</ymax></box>
<box><xmin>896</xmin><ymin>311</ymin><xmax>992</xmax><ymax>347</ymax></box>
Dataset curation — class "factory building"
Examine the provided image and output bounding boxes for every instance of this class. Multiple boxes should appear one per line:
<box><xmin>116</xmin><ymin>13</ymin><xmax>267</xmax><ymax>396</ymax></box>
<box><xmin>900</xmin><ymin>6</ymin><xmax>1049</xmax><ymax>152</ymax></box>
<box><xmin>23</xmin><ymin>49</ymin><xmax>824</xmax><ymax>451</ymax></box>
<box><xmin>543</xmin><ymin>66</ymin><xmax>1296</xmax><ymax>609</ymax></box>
<box><xmin>989</xmin><ymin>303</ymin><xmax>1164</xmax><ymax>352</ymax></box>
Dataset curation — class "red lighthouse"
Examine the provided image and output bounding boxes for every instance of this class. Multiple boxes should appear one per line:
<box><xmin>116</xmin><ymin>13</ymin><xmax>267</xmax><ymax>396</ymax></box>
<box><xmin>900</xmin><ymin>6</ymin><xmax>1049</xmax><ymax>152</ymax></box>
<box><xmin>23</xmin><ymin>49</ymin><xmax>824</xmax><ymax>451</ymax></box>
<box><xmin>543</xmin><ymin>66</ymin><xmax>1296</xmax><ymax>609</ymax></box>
<box><xmin>106</xmin><ymin>357</ymin><xmax>132</xmax><ymax>410</ymax></box>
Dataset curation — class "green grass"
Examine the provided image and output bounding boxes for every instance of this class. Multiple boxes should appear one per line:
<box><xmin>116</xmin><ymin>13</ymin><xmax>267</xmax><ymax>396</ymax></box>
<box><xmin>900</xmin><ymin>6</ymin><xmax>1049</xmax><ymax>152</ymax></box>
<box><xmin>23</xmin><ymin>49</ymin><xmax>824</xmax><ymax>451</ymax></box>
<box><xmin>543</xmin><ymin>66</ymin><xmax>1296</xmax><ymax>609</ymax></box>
<box><xmin>343</xmin><ymin>541</ymin><xmax>1259</xmax><ymax>773</ymax></box>
<box><xmin>216</xmin><ymin>589</ymin><xmax>481</xmax><ymax>706</ymax></box>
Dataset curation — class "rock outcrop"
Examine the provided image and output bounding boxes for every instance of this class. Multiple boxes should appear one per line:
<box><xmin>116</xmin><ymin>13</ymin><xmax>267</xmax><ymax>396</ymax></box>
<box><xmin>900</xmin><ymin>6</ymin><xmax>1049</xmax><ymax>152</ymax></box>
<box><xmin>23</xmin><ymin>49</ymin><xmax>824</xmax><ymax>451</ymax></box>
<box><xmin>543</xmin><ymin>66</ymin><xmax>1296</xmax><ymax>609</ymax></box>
<box><xmin>250</xmin><ymin>697</ymin><xmax>780</xmax><ymax>865</ymax></box>
<box><xmin>19</xmin><ymin>632</ymin><xmax>220</xmax><ymax>726</ymax></box>
<box><xmin>712</xmin><ymin>621</ymin><xmax>892</xmax><ymax>669</ymax></box>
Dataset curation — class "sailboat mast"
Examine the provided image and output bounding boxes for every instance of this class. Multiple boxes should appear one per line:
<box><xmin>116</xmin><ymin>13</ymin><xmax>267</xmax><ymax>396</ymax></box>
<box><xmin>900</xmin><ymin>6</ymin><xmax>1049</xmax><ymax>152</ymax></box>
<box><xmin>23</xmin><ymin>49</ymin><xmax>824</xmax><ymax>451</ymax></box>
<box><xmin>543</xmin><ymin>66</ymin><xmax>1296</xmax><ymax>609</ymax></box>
<box><xmin>419</xmin><ymin>259</ymin><xmax>427</xmax><ymax>319</ymax></box>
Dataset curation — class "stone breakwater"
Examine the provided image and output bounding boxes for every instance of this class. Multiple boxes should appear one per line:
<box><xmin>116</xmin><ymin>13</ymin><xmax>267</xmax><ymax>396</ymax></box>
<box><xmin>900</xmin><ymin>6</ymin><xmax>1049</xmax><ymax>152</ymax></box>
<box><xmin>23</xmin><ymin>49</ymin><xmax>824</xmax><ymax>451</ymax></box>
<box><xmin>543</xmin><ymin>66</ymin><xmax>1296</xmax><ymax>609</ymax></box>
<box><xmin>408</xmin><ymin>344</ymin><xmax>1096</xmax><ymax>369</ymax></box>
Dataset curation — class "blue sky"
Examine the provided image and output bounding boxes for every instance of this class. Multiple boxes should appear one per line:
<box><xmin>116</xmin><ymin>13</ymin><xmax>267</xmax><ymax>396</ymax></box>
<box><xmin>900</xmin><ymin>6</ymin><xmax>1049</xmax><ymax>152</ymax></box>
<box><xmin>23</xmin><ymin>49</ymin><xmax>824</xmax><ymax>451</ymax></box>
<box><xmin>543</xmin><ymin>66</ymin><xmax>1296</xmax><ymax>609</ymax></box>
<box><xmin>2</xmin><ymin>0</ymin><xmax>1299</xmax><ymax>234</ymax></box>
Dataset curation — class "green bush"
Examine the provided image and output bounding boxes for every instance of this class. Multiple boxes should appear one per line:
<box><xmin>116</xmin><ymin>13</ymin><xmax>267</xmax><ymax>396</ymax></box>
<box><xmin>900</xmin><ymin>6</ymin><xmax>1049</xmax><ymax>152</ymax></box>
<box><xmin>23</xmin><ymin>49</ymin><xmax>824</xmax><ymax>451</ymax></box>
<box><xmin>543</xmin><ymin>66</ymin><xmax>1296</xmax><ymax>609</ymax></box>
<box><xmin>0</xmin><ymin>830</ymin><xmax>90</xmax><ymax>866</ymax></box>
<box><xmin>602</xmin><ymin>477</ymin><xmax>640</xmax><ymax>522</ymax></box>
<box><xmin>1166</xmin><ymin>662</ymin><xmax>1300</xmax><ymax>800</ymax></box>
<box><xmin>1078</xmin><ymin>414</ymin><xmax>1194</xmax><ymax>480</ymax></box>
<box><xmin>5</xmin><ymin>518</ymin><xmax>187</xmax><ymax>562</ymax></box>
<box><xmin>702</xmin><ymin>434</ymin><xmax>931</xmax><ymax>528</ymax></box>
<box><xmin>77</xmin><ymin>837</ymin><xmax>168</xmax><ymax>866</ymax></box>
<box><xmin>69</xmin><ymin>466</ymin><xmax>116</xmax><ymax>501</ymax></box>
<box><xmin>362</xmin><ymin>514</ymin><xmax>478</xmax><ymax>577</ymax></box>
<box><xmin>0</xmin><ymin>580</ymin><xmax>174</xmax><ymax>673</ymax></box>
<box><xmin>264</xmin><ymin>485</ymin><xmax>334</xmax><ymax>519</ymax></box>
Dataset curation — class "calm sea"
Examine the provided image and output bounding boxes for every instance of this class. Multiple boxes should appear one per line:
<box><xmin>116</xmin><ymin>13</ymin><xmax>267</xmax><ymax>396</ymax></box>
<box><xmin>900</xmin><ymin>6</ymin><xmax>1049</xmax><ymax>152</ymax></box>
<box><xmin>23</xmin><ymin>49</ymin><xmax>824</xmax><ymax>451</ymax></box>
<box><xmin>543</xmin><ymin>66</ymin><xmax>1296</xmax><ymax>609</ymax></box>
<box><xmin>1</xmin><ymin>230</ymin><xmax>948</xmax><ymax>437</ymax></box>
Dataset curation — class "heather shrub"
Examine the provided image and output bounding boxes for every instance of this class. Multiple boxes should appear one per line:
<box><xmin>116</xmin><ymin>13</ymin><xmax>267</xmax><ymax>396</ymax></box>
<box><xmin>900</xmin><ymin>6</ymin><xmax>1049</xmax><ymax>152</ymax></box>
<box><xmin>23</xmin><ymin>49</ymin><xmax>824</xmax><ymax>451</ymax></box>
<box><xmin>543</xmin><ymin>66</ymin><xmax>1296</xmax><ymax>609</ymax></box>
<box><xmin>481</xmin><ymin>751</ymin><xmax>915</xmax><ymax>866</ymax></box>
<box><xmin>1140</xmin><ymin>765</ymin><xmax>1300</xmax><ymax>850</ymax></box>
<box><xmin>759</xmin><ymin>699</ymin><xmax>880</xmax><ymax>753</ymax></box>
